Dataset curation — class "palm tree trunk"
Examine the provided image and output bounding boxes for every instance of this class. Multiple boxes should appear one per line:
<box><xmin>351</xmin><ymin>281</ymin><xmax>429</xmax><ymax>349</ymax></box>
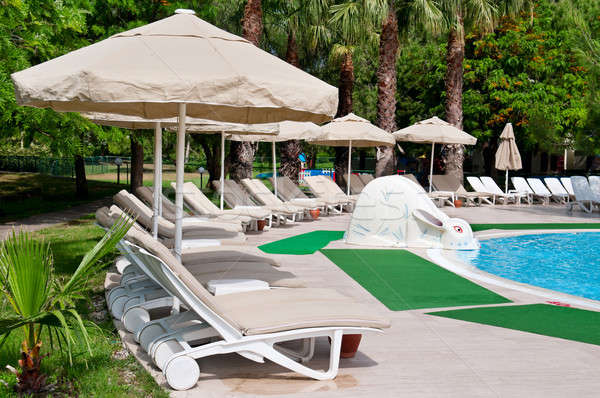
<box><xmin>229</xmin><ymin>0</ymin><xmax>263</xmax><ymax>181</ymax></box>
<box><xmin>334</xmin><ymin>52</ymin><xmax>354</xmax><ymax>186</ymax></box>
<box><xmin>442</xmin><ymin>16</ymin><xmax>465</xmax><ymax>183</ymax></box>
<box><xmin>199</xmin><ymin>135</ymin><xmax>221</xmax><ymax>188</ymax></box>
<box><xmin>74</xmin><ymin>154</ymin><xmax>88</xmax><ymax>199</ymax></box>
<box><xmin>375</xmin><ymin>5</ymin><xmax>399</xmax><ymax>177</ymax></box>
<box><xmin>130</xmin><ymin>132</ymin><xmax>144</xmax><ymax>193</ymax></box>
<box><xmin>280</xmin><ymin>31</ymin><xmax>302</xmax><ymax>183</ymax></box>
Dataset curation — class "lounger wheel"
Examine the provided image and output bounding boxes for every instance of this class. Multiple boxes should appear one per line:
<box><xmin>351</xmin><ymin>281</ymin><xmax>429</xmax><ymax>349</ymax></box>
<box><xmin>164</xmin><ymin>355</ymin><xmax>200</xmax><ymax>391</ymax></box>
<box><xmin>115</xmin><ymin>256</ymin><xmax>132</xmax><ymax>274</ymax></box>
<box><xmin>122</xmin><ymin>307</ymin><xmax>150</xmax><ymax>334</ymax></box>
<box><xmin>107</xmin><ymin>286</ymin><xmax>127</xmax><ymax>308</ymax></box>
<box><xmin>138</xmin><ymin>323</ymin><xmax>167</xmax><ymax>350</ymax></box>
<box><xmin>110</xmin><ymin>295</ymin><xmax>130</xmax><ymax>319</ymax></box>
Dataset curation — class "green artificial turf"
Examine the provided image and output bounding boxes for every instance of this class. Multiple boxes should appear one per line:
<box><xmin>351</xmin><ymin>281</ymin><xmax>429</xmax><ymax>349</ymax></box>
<box><xmin>471</xmin><ymin>223</ymin><xmax>600</xmax><ymax>231</ymax></box>
<box><xmin>320</xmin><ymin>249</ymin><xmax>510</xmax><ymax>310</ymax></box>
<box><xmin>428</xmin><ymin>304</ymin><xmax>600</xmax><ymax>345</ymax></box>
<box><xmin>258</xmin><ymin>230</ymin><xmax>345</xmax><ymax>255</ymax></box>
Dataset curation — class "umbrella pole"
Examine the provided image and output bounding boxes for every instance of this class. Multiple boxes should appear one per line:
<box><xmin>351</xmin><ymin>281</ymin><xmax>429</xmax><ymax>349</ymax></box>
<box><xmin>272</xmin><ymin>141</ymin><xmax>277</xmax><ymax>196</ymax></box>
<box><xmin>174</xmin><ymin>103</ymin><xmax>186</xmax><ymax>260</ymax></box>
<box><xmin>220</xmin><ymin>131</ymin><xmax>225</xmax><ymax>210</ymax></box>
<box><xmin>429</xmin><ymin>142</ymin><xmax>435</xmax><ymax>193</ymax></box>
<box><xmin>505</xmin><ymin>169</ymin><xmax>509</xmax><ymax>194</ymax></box>
<box><xmin>152</xmin><ymin>122</ymin><xmax>162</xmax><ymax>239</ymax></box>
<box><xmin>347</xmin><ymin>140</ymin><xmax>352</xmax><ymax>196</ymax></box>
<box><xmin>564</xmin><ymin>148</ymin><xmax>568</xmax><ymax>171</ymax></box>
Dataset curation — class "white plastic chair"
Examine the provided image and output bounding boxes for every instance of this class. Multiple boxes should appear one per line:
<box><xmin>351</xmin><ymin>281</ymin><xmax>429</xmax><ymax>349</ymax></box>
<box><xmin>480</xmin><ymin>176</ymin><xmax>523</xmax><ymax>204</ymax></box>
<box><xmin>527</xmin><ymin>178</ymin><xmax>566</xmax><ymax>204</ymax></box>
<box><xmin>568</xmin><ymin>176</ymin><xmax>600</xmax><ymax>213</ymax></box>
<box><xmin>544</xmin><ymin>177</ymin><xmax>572</xmax><ymax>202</ymax></box>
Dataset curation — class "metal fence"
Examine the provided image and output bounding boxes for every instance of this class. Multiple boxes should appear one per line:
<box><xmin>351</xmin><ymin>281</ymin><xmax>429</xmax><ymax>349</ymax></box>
<box><xmin>0</xmin><ymin>156</ymin><xmax>132</xmax><ymax>177</ymax></box>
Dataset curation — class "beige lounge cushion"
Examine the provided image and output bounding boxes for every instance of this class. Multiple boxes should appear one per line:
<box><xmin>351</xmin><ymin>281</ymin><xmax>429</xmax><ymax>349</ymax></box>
<box><xmin>214</xmin><ymin>288</ymin><xmax>391</xmax><ymax>335</ymax></box>
<box><xmin>178</xmin><ymin>182</ymin><xmax>254</xmax><ymax>224</ymax></box>
<box><xmin>181</xmin><ymin>247</ymin><xmax>279</xmax><ymax>266</ymax></box>
<box><xmin>184</xmin><ymin>261</ymin><xmax>304</xmax><ymax>288</ymax></box>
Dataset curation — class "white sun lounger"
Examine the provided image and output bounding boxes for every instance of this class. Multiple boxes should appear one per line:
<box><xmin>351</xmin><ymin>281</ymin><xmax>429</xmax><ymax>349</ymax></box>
<box><xmin>588</xmin><ymin>176</ymin><xmax>600</xmax><ymax>199</ymax></box>
<box><xmin>431</xmin><ymin>174</ymin><xmax>493</xmax><ymax>206</ymax></box>
<box><xmin>303</xmin><ymin>176</ymin><xmax>352</xmax><ymax>212</ymax></box>
<box><xmin>568</xmin><ymin>176</ymin><xmax>600</xmax><ymax>213</ymax></box>
<box><xmin>118</xmin><ymin>227</ymin><xmax>390</xmax><ymax>390</ymax></box>
<box><xmin>137</xmin><ymin>185</ymin><xmax>250</xmax><ymax>230</ymax></box>
<box><xmin>113</xmin><ymin>190</ymin><xmax>247</xmax><ymax>245</ymax></box>
<box><xmin>481</xmin><ymin>176</ymin><xmax>526</xmax><ymax>205</ymax></box>
<box><xmin>544</xmin><ymin>177</ymin><xmax>573</xmax><ymax>201</ymax></box>
<box><xmin>175</xmin><ymin>182</ymin><xmax>268</xmax><ymax>231</ymax></box>
<box><xmin>510</xmin><ymin>177</ymin><xmax>549</xmax><ymax>205</ymax></box>
<box><xmin>241</xmin><ymin>178</ymin><xmax>307</xmax><ymax>220</ymax></box>
<box><xmin>401</xmin><ymin>174</ymin><xmax>455</xmax><ymax>207</ymax></box>
<box><xmin>527</xmin><ymin>177</ymin><xmax>567</xmax><ymax>204</ymax></box>
<box><xmin>272</xmin><ymin>176</ymin><xmax>332</xmax><ymax>214</ymax></box>
<box><xmin>560</xmin><ymin>177</ymin><xmax>575</xmax><ymax>196</ymax></box>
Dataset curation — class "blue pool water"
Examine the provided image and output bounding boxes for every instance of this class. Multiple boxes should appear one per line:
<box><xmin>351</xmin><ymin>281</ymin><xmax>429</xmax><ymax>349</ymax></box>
<box><xmin>457</xmin><ymin>232</ymin><xmax>600</xmax><ymax>301</ymax></box>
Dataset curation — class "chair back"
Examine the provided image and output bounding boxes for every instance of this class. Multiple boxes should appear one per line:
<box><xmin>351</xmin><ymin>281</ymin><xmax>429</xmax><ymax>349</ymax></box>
<box><xmin>510</xmin><ymin>177</ymin><xmax>533</xmax><ymax>194</ymax></box>
<box><xmin>526</xmin><ymin>178</ymin><xmax>551</xmax><ymax>195</ymax></box>
<box><xmin>480</xmin><ymin>176</ymin><xmax>505</xmax><ymax>195</ymax></box>
<box><xmin>560</xmin><ymin>177</ymin><xmax>575</xmax><ymax>195</ymax></box>
<box><xmin>571</xmin><ymin>176</ymin><xmax>596</xmax><ymax>201</ymax></box>
<box><xmin>544</xmin><ymin>178</ymin><xmax>568</xmax><ymax>196</ymax></box>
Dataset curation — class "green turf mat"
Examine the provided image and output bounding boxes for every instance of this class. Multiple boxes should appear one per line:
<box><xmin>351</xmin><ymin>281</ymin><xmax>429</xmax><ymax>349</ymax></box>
<box><xmin>258</xmin><ymin>230</ymin><xmax>345</xmax><ymax>255</ymax></box>
<box><xmin>320</xmin><ymin>249</ymin><xmax>510</xmax><ymax>310</ymax></box>
<box><xmin>428</xmin><ymin>304</ymin><xmax>600</xmax><ymax>345</ymax></box>
<box><xmin>471</xmin><ymin>223</ymin><xmax>600</xmax><ymax>231</ymax></box>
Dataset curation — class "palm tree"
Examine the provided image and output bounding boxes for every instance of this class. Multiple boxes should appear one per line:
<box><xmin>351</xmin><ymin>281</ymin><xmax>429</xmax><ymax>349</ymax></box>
<box><xmin>264</xmin><ymin>0</ymin><xmax>305</xmax><ymax>182</ymax></box>
<box><xmin>310</xmin><ymin>0</ymin><xmax>387</xmax><ymax>185</ymax></box>
<box><xmin>438</xmin><ymin>0</ymin><xmax>531</xmax><ymax>182</ymax></box>
<box><xmin>0</xmin><ymin>216</ymin><xmax>132</xmax><ymax>393</ymax></box>
<box><xmin>374</xmin><ymin>0</ymin><xmax>442</xmax><ymax>177</ymax></box>
<box><xmin>229</xmin><ymin>0</ymin><xmax>264</xmax><ymax>181</ymax></box>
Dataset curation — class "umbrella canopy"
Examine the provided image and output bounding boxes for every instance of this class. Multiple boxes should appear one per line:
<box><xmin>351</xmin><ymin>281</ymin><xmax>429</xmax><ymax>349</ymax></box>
<box><xmin>310</xmin><ymin>113</ymin><xmax>395</xmax><ymax>147</ymax></box>
<box><xmin>11</xmin><ymin>11</ymin><xmax>337</xmax><ymax>124</ymax></box>
<box><xmin>393</xmin><ymin>116</ymin><xmax>476</xmax><ymax>145</ymax></box>
<box><xmin>495</xmin><ymin>123</ymin><xmax>522</xmax><ymax>171</ymax></box>
<box><xmin>12</xmin><ymin>9</ymin><xmax>338</xmax><ymax>258</ymax></box>
<box><xmin>308</xmin><ymin>113</ymin><xmax>395</xmax><ymax>195</ymax></box>
<box><xmin>495</xmin><ymin>123</ymin><xmax>522</xmax><ymax>193</ymax></box>
<box><xmin>393</xmin><ymin>116</ymin><xmax>477</xmax><ymax>192</ymax></box>
<box><xmin>227</xmin><ymin>121</ymin><xmax>322</xmax><ymax>196</ymax></box>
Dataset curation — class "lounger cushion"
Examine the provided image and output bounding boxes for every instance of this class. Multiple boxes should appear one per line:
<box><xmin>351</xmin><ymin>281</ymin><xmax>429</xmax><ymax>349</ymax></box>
<box><xmin>214</xmin><ymin>288</ymin><xmax>391</xmax><ymax>335</ymax></box>
<box><xmin>181</xmin><ymin>248</ymin><xmax>280</xmax><ymax>266</ymax></box>
<box><xmin>184</xmin><ymin>261</ymin><xmax>305</xmax><ymax>288</ymax></box>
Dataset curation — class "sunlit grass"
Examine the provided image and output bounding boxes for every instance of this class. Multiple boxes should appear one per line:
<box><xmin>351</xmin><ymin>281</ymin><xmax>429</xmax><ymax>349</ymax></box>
<box><xmin>0</xmin><ymin>218</ymin><xmax>168</xmax><ymax>397</ymax></box>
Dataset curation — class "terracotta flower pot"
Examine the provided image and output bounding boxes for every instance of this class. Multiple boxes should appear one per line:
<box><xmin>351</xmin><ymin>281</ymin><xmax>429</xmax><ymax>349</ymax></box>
<box><xmin>453</xmin><ymin>199</ymin><xmax>463</xmax><ymax>208</ymax></box>
<box><xmin>257</xmin><ymin>219</ymin><xmax>266</xmax><ymax>231</ymax></box>
<box><xmin>340</xmin><ymin>334</ymin><xmax>362</xmax><ymax>358</ymax></box>
<box><xmin>309</xmin><ymin>209</ymin><xmax>320</xmax><ymax>220</ymax></box>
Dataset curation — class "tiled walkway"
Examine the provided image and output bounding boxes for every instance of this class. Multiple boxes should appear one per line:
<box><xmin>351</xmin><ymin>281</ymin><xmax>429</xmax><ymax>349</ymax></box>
<box><xmin>110</xmin><ymin>204</ymin><xmax>600</xmax><ymax>398</ymax></box>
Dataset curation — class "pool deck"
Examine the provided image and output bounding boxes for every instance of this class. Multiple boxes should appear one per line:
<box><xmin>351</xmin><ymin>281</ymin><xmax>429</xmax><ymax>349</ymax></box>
<box><xmin>110</xmin><ymin>204</ymin><xmax>600</xmax><ymax>397</ymax></box>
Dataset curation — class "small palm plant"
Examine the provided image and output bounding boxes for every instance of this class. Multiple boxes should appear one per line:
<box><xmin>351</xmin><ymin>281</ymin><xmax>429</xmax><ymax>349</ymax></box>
<box><xmin>0</xmin><ymin>215</ymin><xmax>132</xmax><ymax>393</ymax></box>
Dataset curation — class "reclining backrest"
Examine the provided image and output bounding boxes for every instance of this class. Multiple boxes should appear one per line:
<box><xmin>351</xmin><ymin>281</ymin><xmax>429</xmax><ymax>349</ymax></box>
<box><xmin>571</xmin><ymin>176</ymin><xmax>594</xmax><ymax>201</ymax></box>
<box><xmin>431</xmin><ymin>174</ymin><xmax>459</xmax><ymax>192</ymax></box>
<box><xmin>113</xmin><ymin>190</ymin><xmax>175</xmax><ymax>238</ymax></box>
<box><xmin>242</xmin><ymin>179</ymin><xmax>281</xmax><ymax>206</ymax></box>
<box><xmin>510</xmin><ymin>177</ymin><xmax>533</xmax><ymax>194</ymax></box>
<box><xmin>225</xmin><ymin>180</ymin><xmax>256</xmax><ymax>206</ymax></box>
<box><xmin>401</xmin><ymin>174</ymin><xmax>422</xmax><ymax>188</ymax></box>
<box><xmin>136</xmin><ymin>186</ymin><xmax>178</xmax><ymax>221</ymax></box>
<box><xmin>318</xmin><ymin>175</ymin><xmax>346</xmax><ymax>196</ymax></box>
<box><xmin>303</xmin><ymin>176</ymin><xmax>329</xmax><ymax>198</ymax></box>
<box><xmin>123</xmin><ymin>227</ymin><xmax>240</xmax><ymax>330</ymax></box>
<box><xmin>180</xmin><ymin>182</ymin><xmax>219</xmax><ymax>213</ymax></box>
<box><xmin>358</xmin><ymin>173</ymin><xmax>374</xmax><ymax>185</ymax></box>
<box><xmin>212</xmin><ymin>180</ymin><xmax>239</xmax><ymax>208</ymax></box>
<box><xmin>343</xmin><ymin>174</ymin><xmax>364</xmax><ymax>195</ymax></box>
<box><xmin>544</xmin><ymin>177</ymin><xmax>568</xmax><ymax>195</ymax></box>
<box><xmin>527</xmin><ymin>178</ymin><xmax>551</xmax><ymax>195</ymax></box>
<box><xmin>270</xmin><ymin>176</ymin><xmax>307</xmax><ymax>200</ymax></box>
<box><xmin>466</xmin><ymin>176</ymin><xmax>488</xmax><ymax>193</ymax></box>
<box><xmin>588</xmin><ymin>176</ymin><xmax>600</xmax><ymax>198</ymax></box>
<box><xmin>481</xmin><ymin>176</ymin><xmax>505</xmax><ymax>195</ymax></box>
<box><xmin>560</xmin><ymin>177</ymin><xmax>575</xmax><ymax>195</ymax></box>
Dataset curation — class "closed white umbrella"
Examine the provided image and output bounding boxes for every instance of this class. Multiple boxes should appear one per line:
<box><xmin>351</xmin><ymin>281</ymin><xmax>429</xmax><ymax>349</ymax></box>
<box><xmin>393</xmin><ymin>116</ymin><xmax>477</xmax><ymax>192</ymax></box>
<box><xmin>307</xmin><ymin>113</ymin><xmax>395</xmax><ymax>195</ymax></box>
<box><xmin>495</xmin><ymin>123</ymin><xmax>522</xmax><ymax>194</ymax></box>
<box><xmin>12</xmin><ymin>9</ymin><xmax>337</xmax><ymax>258</ymax></box>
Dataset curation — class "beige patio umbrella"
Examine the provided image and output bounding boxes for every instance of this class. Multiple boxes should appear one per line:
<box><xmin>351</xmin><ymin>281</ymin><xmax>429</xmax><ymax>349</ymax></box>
<box><xmin>495</xmin><ymin>123</ymin><xmax>522</xmax><ymax>194</ymax></box>
<box><xmin>307</xmin><ymin>113</ymin><xmax>395</xmax><ymax>195</ymax></box>
<box><xmin>393</xmin><ymin>116</ymin><xmax>477</xmax><ymax>192</ymax></box>
<box><xmin>12</xmin><ymin>9</ymin><xmax>337</xmax><ymax>258</ymax></box>
<box><xmin>227</xmin><ymin>121</ymin><xmax>322</xmax><ymax>197</ymax></box>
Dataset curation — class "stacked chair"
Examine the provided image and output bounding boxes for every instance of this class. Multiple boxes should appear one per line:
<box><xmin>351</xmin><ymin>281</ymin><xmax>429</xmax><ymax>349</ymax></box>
<box><xmin>97</xmin><ymin>207</ymin><xmax>390</xmax><ymax>391</ymax></box>
<box><xmin>303</xmin><ymin>175</ymin><xmax>355</xmax><ymax>212</ymax></box>
<box><xmin>273</xmin><ymin>176</ymin><xmax>335</xmax><ymax>214</ymax></box>
<box><xmin>241</xmin><ymin>178</ymin><xmax>309</xmax><ymax>221</ymax></box>
<box><xmin>431</xmin><ymin>174</ymin><xmax>493</xmax><ymax>206</ymax></box>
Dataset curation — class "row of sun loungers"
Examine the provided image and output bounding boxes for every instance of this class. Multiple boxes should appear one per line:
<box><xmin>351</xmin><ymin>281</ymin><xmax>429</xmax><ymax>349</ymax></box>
<box><xmin>96</xmin><ymin>203</ymin><xmax>390</xmax><ymax>391</ymax></box>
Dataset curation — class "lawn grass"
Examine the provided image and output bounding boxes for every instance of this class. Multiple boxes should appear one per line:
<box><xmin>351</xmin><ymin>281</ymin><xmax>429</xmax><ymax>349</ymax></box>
<box><xmin>0</xmin><ymin>172</ymin><xmax>124</xmax><ymax>223</ymax></box>
<box><xmin>0</xmin><ymin>217</ymin><xmax>168</xmax><ymax>397</ymax></box>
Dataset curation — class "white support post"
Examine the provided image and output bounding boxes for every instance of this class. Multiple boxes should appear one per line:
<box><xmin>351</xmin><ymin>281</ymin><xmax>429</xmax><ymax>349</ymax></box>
<box><xmin>505</xmin><ymin>169</ymin><xmax>509</xmax><ymax>194</ymax></box>
<box><xmin>272</xmin><ymin>141</ymin><xmax>277</xmax><ymax>196</ymax></box>
<box><xmin>174</xmin><ymin>103</ymin><xmax>187</xmax><ymax>260</ymax></box>
<box><xmin>220</xmin><ymin>131</ymin><xmax>225</xmax><ymax>210</ymax></box>
<box><xmin>564</xmin><ymin>148</ymin><xmax>568</xmax><ymax>171</ymax></box>
<box><xmin>429</xmin><ymin>142</ymin><xmax>435</xmax><ymax>193</ymax></box>
<box><xmin>152</xmin><ymin>122</ymin><xmax>162</xmax><ymax>239</ymax></box>
<box><xmin>347</xmin><ymin>140</ymin><xmax>352</xmax><ymax>196</ymax></box>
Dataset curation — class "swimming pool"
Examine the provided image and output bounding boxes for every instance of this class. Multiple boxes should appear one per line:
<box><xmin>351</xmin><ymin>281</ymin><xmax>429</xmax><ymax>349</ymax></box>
<box><xmin>457</xmin><ymin>232</ymin><xmax>600</xmax><ymax>301</ymax></box>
